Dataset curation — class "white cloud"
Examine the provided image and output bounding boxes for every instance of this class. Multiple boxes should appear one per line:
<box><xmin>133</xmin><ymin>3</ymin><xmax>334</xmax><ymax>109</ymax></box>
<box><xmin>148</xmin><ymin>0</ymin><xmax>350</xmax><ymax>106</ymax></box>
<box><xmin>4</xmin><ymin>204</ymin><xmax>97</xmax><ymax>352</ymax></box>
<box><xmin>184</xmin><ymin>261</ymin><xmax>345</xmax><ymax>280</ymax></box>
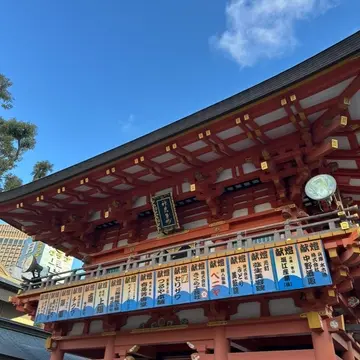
<box><xmin>212</xmin><ymin>0</ymin><xmax>340</xmax><ymax>67</ymax></box>
<box><xmin>119</xmin><ymin>113</ymin><xmax>136</xmax><ymax>132</ymax></box>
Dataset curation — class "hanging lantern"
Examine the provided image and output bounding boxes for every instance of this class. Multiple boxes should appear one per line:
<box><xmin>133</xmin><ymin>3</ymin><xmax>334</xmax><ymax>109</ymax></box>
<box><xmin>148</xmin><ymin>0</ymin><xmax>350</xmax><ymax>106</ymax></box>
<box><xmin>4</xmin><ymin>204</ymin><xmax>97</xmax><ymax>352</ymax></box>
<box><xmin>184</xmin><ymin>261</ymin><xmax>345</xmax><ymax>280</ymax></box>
<box><xmin>305</xmin><ymin>174</ymin><xmax>337</xmax><ymax>211</ymax></box>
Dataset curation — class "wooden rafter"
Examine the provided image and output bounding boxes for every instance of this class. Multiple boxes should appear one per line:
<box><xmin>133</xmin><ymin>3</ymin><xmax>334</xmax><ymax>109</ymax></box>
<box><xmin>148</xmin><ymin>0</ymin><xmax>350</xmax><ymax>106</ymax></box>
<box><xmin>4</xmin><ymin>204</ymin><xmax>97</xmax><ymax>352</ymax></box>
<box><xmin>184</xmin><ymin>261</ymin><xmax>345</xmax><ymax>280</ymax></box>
<box><xmin>84</xmin><ymin>178</ymin><xmax>121</xmax><ymax>197</ymax></box>
<box><xmin>314</xmin><ymin>114</ymin><xmax>348</xmax><ymax>143</ymax></box>
<box><xmin>240</xmin><ymin>114</ymin><xmax>270</xmax><ymax>144</ymax></box>
<box><xmin>169</xmin><ymin>144</ymin><xmax>203</xmax><ymax>167</ymax></box>
<box><xmin>139</xmin><ymin>157</ymin><xmax>173</xmax><ymax>177</ymax></box>
<box><xmin>260</xmin><ymin>159</ymin><xmax>286</xmax><ymax>199</ymax></box>
<box><xmin>281</xmin><ymin>97</ymin><xmax>302</xmax><ymax>131</ymax></box>
<box><xmin>312</xmin><ymin>74</ymin><xmax>360</xmax><ymax>141</ymax></box>
<box><xmin>201</xmin><ymin>134</ymin><xmax>235</xmax><ymax>157</ymax></box>
<box><xmin>290</xmin><ymin>94</ymin><xmax>311</xmax><ymax>127</ymax></box>
<box><xmin>305</xmin><ymin>139</ymin><xmax>338</xmax><ymax>163</ymax></box>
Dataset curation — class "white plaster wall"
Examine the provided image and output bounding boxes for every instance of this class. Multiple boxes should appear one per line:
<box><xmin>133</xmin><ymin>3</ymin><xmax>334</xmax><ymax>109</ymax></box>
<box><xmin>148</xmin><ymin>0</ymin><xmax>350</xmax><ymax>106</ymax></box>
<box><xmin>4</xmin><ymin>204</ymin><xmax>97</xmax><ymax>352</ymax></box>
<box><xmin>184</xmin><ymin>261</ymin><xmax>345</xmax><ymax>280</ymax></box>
<box><xmin>102</xmin><ymin>243</ymin><xmax>113</xmax><ymax>251</ymax></box>
<box><xmin>89</xmin><ymin>320</ymin><xmax>103</xmax><ymax>334</ymax></box>
<box><xmin>232</xmin><ymin>208</ymin><xmax>249</xmax><ymax>218</ymax></box>
<box><xmin>176</xmin><ymin>309</ymin><xmax>208</xmax><ymax>324</ymax></box>
<box><xmin>230</xmin><ymin>302</ymin><xmax>261</xmax><ymax>320</ymax></box>
<box><xmin>269</xmin><ymin>298</ymin><xmax>301</xmax><ymax>316</ymax></box>
<box><xmin>68</xmin><ymin>322</ymin><xmax>84</xmax><ymax>336</ymax></box>
<box><xmin>254</xmin><ymin>202</ymin><xmax>272</xmax><ymax>213</ymax></box>
<box><xmin>121</xmin><ymin>315</ymin><xmax>152</xmax><ymax>330</ymax></box>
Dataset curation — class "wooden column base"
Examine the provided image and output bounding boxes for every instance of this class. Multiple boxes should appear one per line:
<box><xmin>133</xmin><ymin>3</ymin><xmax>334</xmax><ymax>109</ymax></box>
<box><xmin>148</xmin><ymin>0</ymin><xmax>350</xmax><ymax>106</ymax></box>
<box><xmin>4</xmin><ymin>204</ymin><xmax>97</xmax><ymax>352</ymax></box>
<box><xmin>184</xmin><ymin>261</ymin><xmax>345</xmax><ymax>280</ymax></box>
<box><xmin>343</xmin><ymin>342</ymin><xmax>355</xmax><ymax>360</ymax></box>
<box><xmin>104</xmin><ymin>337</ymin><xmax>115</xmax><ymax>360</ymax></box>
<box><xmin>311</xmin><ymin>321</ymin><xmax>337</xmax><ymax>360</ymax></box>
<box><xmin>50</xmin><ymin>349</ymin><xmax>64</xmax><ymax>360</ymax></box>
<box><xmin>214</xmin><ymin>326</ymin><xmax>229</xmax><ymax>360</ymax></box>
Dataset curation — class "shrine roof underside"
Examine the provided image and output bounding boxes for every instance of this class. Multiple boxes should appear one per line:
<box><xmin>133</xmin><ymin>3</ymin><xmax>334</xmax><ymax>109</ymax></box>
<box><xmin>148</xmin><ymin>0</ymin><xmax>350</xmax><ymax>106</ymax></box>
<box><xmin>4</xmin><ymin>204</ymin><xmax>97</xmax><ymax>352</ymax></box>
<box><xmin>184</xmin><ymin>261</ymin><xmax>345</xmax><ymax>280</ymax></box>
<box><xmin>1</xmin><ymin>31</ymin><xmax>360</xmax><ymax>257</ymax></box>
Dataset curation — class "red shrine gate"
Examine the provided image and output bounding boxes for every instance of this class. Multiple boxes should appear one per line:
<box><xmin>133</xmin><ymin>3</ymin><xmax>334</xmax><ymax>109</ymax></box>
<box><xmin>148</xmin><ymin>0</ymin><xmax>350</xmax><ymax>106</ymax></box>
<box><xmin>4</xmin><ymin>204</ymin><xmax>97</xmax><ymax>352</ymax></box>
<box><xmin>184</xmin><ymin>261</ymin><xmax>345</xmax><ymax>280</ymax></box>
<box><xmin>3</xmin><ymin>31</ymin><xmax>360</xmax><ymax>360</ymax></box>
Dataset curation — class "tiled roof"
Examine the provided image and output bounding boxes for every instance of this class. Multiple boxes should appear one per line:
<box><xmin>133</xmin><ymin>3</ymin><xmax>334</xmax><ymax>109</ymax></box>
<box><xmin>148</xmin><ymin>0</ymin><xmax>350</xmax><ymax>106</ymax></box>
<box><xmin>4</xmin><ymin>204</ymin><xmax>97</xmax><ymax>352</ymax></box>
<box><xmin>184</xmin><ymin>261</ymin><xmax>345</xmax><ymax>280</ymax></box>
<box><xmin>0</xmin><ymin>318</ymin><xmax>87</xmax><ymax>360</ymax></box>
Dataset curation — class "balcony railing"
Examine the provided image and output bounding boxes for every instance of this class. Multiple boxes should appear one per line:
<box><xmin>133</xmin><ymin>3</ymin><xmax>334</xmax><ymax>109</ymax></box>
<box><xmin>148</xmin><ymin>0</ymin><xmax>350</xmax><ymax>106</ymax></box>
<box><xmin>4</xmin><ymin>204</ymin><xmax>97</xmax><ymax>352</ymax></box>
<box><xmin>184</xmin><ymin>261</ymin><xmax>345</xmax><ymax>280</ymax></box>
<box><xmin>20</xmin><ymin>206</ymin><xmax>359</xmax><ymax>293</ymax></box>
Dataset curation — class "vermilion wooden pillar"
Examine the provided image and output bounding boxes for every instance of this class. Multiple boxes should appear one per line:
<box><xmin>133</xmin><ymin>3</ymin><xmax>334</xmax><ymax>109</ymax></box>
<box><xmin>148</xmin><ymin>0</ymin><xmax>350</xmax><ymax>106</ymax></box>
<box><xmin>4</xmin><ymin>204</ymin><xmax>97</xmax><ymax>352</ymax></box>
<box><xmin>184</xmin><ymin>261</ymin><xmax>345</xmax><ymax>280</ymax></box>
<box><xmin>311</xmin><ymin>321</ymin><xmax>337</xmax><ymax>360</ymax></box>
<box><xmin>50</xmin><ymin>348</ymin><xmax>64</xmax><ymax>360</ymax></box>
<box><xmin>214</xmin><ymin>326</ymin><xmax>229</xmax><ymax>360</ymax></box>
<box><xmin>343</xmin><ymin>342</ymin><xmax>355</xmax><ymax>360</ymax></box>
<box><xmin>104</xmin><ymin>337</ymin><xmax>115</xmax><ymax>360</ymax></box>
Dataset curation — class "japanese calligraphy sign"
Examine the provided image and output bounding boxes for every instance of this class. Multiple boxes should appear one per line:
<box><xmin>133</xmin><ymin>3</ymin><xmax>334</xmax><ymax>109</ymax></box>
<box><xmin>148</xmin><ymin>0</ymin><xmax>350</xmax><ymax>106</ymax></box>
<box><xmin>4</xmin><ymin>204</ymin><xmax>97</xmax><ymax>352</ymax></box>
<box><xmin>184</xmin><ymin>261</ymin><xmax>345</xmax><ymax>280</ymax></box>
<box><xmin>94</xmin><ymin>281</ymin><xmax>110</xmax><ymax>316</ymax></box>
<box><xmin>208</xmin><ymin>257</ymin><xmax>230</xmax><ymax>299</ymax></box>
<box><xmin>138</xmin><ymin>271</ymin><xmax>154</xmax><ymax>309</ymax></box>
<box><xmin>229</xmin><ymin>253</ymin><xmax>253</xmax><ymax>297</ymax></box>
<box><xmin>190</xmin><ymin>261</ymin><xmax>209</xmax><ymax>302</ymax></box>
<box><xmin>274</xmin><ymin>244</ymin><xmax>303</xmax><ymax>291</ymax></box>
<box><xmin>68</xmin><ymin>286</ymin><xmax>84</xmax><ymax>319</ymax></box>
<box><xmin>46</xmin><ymin>291</ymin><xmax>60</xmax><ymax>322</ymax></box>
<box><xmin>108</xmin><ymin>278</ymin><xmax>122</xmax><ymax>314</ymax></box>
<box><xmin>44</xmin><ymin>248</ymin><xmax>73</xmax><ymax>275</ymax></box>
<box><xmin>151</xmin><ymin>192</ymin><xmax>180</xmax><ymax>234</ymax></box>
<box><xmin>57</xmin><ymin>288</ymin><xmax>71</xmax><ymax>321</ymax></box>
<box><xmin>122</xmin><ymin>274</ymin><xmax>138</xmax><ymax>311</ymax></box>
<box><xmin>250</xmin><ymin>249</ymin><xmax>277</xmax><ymax>294</ymax></box>
<box><xmin>155</xmin><ymin>268</ymin><xmax>172</xmax><ymax>307</ymax></box>
<box><xmin>172</xmin><ymin>264</ymin><xmax>191</xmax><ymax>304</ymax></box>
<box><xmin>35</xmin><ymin>293</ymin><xmax>49</xmax><ymax>323</ymax></box>
<box><xmin>35</xmin><ymin>240</ymin><xmax>333</xmax><ymax>324</ymax></box>
<box><xmin>82</xmin><ymin>283</ymin><xmax>96</xmax><ymax>317</ymax></box>
<box><xmin>297</xmin><ymin>240</ymin><xmax>332</xmax><ymax>287</ymax></box>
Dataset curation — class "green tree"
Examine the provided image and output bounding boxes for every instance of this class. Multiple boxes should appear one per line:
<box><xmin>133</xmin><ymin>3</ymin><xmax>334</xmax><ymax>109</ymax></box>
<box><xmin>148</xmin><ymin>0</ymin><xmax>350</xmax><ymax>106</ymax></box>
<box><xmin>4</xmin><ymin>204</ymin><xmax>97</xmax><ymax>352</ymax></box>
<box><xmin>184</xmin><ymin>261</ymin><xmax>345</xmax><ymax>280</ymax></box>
<box><xmin>0</xmin><ymin>73</ymin><xmax>53</xmax><ymax>191</ymax></box>
<box><xmin>32</xmin><ymin>160</ymin><xmax>54</xmax><ymax>181</ymax></box>
<box><xmin>0</xmin><ymin>74</ymin><xmax>13</xmax><ymax>110</ymax></box>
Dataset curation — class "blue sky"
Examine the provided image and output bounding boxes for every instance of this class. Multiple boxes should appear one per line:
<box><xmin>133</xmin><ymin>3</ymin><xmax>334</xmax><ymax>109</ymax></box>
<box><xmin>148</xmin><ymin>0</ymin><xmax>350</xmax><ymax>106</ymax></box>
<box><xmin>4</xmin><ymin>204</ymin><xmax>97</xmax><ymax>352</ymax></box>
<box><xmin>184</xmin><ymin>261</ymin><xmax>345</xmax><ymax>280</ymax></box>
<box><xmin>0</xmin><ymin>0</ymin><xmax>359</xmax><ymax>184</ymax></box>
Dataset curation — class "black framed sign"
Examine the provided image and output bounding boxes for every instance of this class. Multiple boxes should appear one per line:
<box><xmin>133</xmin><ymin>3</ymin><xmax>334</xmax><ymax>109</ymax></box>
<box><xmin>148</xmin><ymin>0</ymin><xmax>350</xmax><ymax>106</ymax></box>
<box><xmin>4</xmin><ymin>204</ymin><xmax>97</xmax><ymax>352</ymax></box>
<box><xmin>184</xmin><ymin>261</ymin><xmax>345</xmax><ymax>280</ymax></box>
<box><xmin>151</xmin><ymin>192</ymin><xmax>180</xmax><ymax>235</ymax></box>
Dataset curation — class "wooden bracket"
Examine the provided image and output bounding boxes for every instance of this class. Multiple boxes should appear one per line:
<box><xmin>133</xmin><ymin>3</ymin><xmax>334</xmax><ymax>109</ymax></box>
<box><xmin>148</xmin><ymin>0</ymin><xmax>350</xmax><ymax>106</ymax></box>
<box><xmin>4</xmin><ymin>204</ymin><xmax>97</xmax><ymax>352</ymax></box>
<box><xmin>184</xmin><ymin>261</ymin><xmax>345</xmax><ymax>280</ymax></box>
<box><xmin>304</xmin><ymin>311</ymin><xmax>324</xmax><ymax>332</ymax></box>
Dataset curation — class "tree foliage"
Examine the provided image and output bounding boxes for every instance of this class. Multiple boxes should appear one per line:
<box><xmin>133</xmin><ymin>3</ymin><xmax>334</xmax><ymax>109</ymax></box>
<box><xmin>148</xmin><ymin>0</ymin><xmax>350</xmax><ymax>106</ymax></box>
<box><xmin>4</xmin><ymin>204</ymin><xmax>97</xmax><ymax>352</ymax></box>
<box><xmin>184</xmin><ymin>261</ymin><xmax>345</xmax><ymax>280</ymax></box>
<box><xmin>0</xmin><ymin>74</ymin><xmax>13</xmax><ymax>110</ymax></box>
<box><xmin>0</xmin><ymin>73</ymin><xmax>53</xmax><ymax>191</ymax></box>
<box><xmin>32</xmin><ymin>160</ymin><xmax>54</xmax><ymax>181</ymax></box>
<box><xmin>3</xmin><ymin>173</ymin><xmax>23</xmax><ymax>192</ymax></box>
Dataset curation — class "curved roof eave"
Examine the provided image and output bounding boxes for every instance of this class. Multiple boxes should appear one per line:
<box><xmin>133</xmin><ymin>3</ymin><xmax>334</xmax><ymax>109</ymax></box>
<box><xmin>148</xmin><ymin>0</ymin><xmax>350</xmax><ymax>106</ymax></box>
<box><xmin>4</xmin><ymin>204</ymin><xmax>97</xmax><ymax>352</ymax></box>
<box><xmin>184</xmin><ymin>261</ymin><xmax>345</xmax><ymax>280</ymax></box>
<box><xmin>1</xmin><ymin>31</ymin><xmax>360</xmax><ymax>204</ymax></box>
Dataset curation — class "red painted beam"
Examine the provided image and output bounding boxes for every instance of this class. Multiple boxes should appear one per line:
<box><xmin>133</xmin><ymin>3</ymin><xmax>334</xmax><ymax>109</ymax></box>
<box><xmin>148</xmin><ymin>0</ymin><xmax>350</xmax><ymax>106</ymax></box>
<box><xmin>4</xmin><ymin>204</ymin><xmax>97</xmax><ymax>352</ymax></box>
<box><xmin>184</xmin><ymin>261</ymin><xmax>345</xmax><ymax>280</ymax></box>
<box><xmin>342</xmin><ymin>73</ymin><xmax>360</xmax><ymax>99</ymax></box>
<box><xmin>303</xmin><ymin>97</ymin><xmax>338</xmax><ymax>117</ymax></box>
<box><xmin>0</xmin><ymin>212</ymin><xmax>44</xmax><ymax>222</ymax></box>
<box><xmin>140</xmin><ymin>158</ymin><xmax>173</xmax><ymax>178</ymax></box>
<box><xmin>334</xmin><ymin>169</ymin><xmax>360</xmax><ymax>178</ymax></box>
<box><xmin>312</xmin><ymin>74</ymin><xmax>360</xmax><ymax>142</ymax></box>
<box><xmin>208</xmin><ymin>135</ymin><xmax>236</xmax><ymax>157</ymax></box>
<box><xmin>305</xmin><ymin>140</ymin><xmax>338</xmax><ymax>163</ymax></box>
<box><xmin>170</xmin><ymin>146</ymin><xmax>204</xmax><ymax>167</ymax></box>
<box><xmin>328</xmin><ymin>149</ymin><xmax>360</xmax><ymax>160</ymax></box>
<box><xmin>313</xmin><ymin>114</ymin><xmax>348</xmax><ymax>143</ymax></box>
<box><xmin>338</xmin><ymin>185</ymin><xmax>360</xmax><ymax>194</ymax></box>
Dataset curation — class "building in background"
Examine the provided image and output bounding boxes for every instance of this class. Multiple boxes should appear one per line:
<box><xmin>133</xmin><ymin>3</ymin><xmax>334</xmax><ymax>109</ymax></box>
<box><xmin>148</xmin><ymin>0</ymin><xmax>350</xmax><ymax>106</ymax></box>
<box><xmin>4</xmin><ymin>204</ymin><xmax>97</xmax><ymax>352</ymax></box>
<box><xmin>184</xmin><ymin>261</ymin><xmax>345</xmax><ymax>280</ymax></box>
<box><xmin>0</xmin><ymin>263</ymin><xmax>33</xmax><ymax>326</ymax></box>
<box><xmin>12</xmin><ymin>237</ymin><xmax>83</xmax><ymax>281</ymax></box>
<box><xmin>0</xmin><ymin>223</ymin><xmax>83</xmax><ymax>280</ymax></box>
<box><xmin>0</xmin><ymin>224</ymin><xmax>28</xmax><ymax>271</ymax></box>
